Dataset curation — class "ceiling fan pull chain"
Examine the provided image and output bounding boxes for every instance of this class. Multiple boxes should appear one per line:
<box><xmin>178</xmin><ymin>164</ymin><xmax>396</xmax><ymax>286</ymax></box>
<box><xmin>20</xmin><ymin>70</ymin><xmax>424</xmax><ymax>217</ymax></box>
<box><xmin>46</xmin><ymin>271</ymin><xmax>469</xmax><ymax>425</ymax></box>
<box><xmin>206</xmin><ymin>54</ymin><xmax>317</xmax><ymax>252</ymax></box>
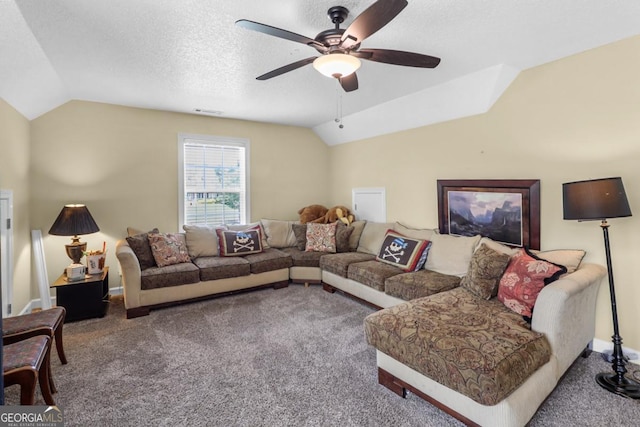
<box><xmin>335</xmin><ymin>80</ymin><xmax>344</xmax><ymax>129</ymax></box>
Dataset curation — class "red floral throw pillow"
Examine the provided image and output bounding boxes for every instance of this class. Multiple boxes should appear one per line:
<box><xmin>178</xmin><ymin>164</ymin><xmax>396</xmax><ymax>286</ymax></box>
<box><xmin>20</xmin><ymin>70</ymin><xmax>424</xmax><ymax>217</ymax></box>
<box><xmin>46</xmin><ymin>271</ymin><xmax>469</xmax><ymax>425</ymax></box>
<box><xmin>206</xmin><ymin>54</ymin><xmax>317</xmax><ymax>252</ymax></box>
<box><xmin>498</xmin><ymin>248</ymin><xmax>567</xmax><ymax>319</ymax></box>
<box><xmin>376</xmin><ymin>229</ymin><xmax>430</xmax><ymax>272</ymax></box>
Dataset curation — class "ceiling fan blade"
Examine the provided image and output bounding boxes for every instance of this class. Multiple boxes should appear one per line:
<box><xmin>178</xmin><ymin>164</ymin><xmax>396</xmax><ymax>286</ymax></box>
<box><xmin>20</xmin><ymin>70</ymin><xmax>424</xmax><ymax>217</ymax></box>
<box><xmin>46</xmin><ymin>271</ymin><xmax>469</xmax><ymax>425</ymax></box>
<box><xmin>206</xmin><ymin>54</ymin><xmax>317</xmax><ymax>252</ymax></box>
<box><xmin>256</xmin><ymin>57</ymin><xmax>317</xmax><ymax>80</ymax></box>
<box><xmin>355</xmin><ymin>48</ymin><xmax>440</xmax><ymax>68</ymax></box>
<box><xmin>339</xmin><ymin>73</ymin><xmax>358</xmax><ymax>92</ymax></box>
<box><xmin>236</xmin><ymin>19</ymin><xmax>327</xmax><ymax>51</ymax></box>
<box><xmin>341</xmin><ymin>0</ymin><xmax>408</xmax><ymax>49</ymax></box>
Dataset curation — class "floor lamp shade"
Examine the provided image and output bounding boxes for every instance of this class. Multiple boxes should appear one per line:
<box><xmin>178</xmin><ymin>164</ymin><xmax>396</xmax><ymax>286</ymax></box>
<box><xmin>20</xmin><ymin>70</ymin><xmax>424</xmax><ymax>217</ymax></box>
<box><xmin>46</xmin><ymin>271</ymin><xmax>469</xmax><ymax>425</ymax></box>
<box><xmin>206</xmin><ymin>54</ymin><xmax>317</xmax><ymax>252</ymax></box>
<box><xmin>563</xmin><ymin>177</ymin><xmax>631</xmax><ymax>220</ymax></box>
<box><xmin>562</xmin><ymin>177</ymin><xmax>639</xmax><ymax>399</ymax></box>
<box><xmin>49</xmin><ymin>204</ymin><xmax>100</xmax><ymax>264</ymax></box>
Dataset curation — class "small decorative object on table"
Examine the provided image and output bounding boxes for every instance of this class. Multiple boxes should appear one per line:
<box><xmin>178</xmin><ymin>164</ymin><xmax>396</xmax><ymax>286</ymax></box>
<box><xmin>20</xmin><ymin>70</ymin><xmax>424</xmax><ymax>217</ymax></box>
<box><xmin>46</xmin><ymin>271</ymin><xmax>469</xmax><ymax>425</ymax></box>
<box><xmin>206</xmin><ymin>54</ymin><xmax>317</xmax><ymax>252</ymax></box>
<box><xmin>86</xmin><ymin>242</ymin><xmax>107</xmax><ymax>275</ymax></box>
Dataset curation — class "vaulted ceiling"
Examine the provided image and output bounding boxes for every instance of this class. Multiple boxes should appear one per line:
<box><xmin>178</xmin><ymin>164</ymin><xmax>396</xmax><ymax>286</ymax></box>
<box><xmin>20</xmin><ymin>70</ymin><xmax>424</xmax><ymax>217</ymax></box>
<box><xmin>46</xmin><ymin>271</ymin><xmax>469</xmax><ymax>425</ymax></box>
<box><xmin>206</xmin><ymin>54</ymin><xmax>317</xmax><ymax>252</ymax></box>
<box><xmin>2</xmin><ymin>1</ymin><xmax>639</xmax><ymax>145</ymax></box>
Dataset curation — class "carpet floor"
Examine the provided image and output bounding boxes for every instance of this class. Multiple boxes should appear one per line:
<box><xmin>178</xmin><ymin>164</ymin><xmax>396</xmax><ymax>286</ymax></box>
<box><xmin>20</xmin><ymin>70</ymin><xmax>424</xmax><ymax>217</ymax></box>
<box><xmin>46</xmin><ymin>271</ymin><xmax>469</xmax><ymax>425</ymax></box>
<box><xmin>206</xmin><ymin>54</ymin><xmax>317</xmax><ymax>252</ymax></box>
<box><xmin>4</xmin><ymin>284</ymin><xmax>640</xmax><ymax>426</ymax></box>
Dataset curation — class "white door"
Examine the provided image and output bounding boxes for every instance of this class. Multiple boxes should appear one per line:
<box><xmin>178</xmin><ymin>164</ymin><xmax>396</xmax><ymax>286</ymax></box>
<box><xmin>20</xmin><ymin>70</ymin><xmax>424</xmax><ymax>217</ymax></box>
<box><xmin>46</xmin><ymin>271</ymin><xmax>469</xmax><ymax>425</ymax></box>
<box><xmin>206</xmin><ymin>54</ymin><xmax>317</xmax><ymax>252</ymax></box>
<box><xmin>352</xmin><ymin>188</ymin><xmax>387</xmax><ymax>223</ymax></box>
<box><xmin>0</xmin><ymin>190</ymin><xmax>14</xmax><ymax>317</ymax></box>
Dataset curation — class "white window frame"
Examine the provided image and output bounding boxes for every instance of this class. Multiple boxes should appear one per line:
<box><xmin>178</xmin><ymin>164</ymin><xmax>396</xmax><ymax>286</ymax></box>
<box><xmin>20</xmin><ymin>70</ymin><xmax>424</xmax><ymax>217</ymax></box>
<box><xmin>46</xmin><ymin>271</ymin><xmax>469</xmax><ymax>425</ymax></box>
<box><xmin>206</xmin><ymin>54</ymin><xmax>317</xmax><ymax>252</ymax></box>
<box><xmin>178</xmin><ymin>133</ymin><xmax>250</xmax><ymax>228</ymax></box>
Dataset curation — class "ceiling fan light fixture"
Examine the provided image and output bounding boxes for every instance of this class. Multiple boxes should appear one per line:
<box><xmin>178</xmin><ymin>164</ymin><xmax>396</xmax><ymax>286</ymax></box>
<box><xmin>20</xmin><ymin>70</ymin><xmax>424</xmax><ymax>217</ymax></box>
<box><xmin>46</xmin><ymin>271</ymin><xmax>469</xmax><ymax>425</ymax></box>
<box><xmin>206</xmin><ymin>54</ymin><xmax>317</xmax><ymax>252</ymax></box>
<box><xmin>313</xmin><ymin>54</ymin><xmax>361</xmax><ymax>79</ymax></box>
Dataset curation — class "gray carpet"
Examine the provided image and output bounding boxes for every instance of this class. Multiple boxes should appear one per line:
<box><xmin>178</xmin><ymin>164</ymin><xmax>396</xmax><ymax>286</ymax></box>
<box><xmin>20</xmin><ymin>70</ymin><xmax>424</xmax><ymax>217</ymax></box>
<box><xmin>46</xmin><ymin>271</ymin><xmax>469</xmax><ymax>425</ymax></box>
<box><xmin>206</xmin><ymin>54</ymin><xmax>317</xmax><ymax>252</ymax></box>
<box><xmin>4</xmin><ymin>285</ymin><xmax>640</xmax><ymax>426</ymax></box>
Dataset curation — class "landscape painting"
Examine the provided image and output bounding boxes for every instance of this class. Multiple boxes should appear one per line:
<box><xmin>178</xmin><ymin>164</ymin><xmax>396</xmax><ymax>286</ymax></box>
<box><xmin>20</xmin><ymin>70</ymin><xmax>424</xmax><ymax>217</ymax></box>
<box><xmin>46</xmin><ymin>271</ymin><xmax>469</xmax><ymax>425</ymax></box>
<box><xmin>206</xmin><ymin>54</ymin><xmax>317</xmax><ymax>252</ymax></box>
<box><xmin>437</xmin><ymin>179</ymin><xmax>541</xmax><ymax>250</ymax></box>
<box><xmin>447</xmin><ymin>191</ymin><xmax>523</xmax><ymax>246</ymax></box>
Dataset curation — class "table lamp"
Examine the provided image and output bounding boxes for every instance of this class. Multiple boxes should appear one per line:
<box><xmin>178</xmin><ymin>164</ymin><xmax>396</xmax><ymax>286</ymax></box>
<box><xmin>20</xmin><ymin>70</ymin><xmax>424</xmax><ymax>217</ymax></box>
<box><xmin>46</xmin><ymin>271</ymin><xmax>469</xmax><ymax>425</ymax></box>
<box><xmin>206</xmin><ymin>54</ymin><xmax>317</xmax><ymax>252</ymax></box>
<box><xmin>48</xmin><ymin>204</ymin><xmax>100</xmax><ymax>266</ymax></box>
<box><xmin>562</xmin><ymin>177</ymin><xmax>639</xmax><ymax>399</ymax></box>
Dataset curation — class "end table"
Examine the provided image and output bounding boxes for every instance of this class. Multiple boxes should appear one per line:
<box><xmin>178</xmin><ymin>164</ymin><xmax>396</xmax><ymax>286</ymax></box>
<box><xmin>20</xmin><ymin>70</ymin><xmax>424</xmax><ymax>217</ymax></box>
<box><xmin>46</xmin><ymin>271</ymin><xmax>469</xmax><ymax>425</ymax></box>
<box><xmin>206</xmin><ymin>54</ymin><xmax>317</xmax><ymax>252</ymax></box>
<box><xmin>51</xmin><ymin>266</ymin><xmax>110</xmax><ymax>322</ymax></box>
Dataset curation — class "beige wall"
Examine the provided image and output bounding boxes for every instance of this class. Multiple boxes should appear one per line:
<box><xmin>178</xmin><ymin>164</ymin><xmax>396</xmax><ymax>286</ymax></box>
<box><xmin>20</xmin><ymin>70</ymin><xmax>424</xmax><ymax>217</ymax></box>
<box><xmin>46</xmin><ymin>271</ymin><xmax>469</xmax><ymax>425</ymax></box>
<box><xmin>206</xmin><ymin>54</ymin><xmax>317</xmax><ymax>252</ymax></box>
<box><xmin>0</xmin><ymin>99</ymin><xmax>32</xmax><ymax>313</ymax></box>
<box><xmin>329</xmin><ymin>35</ymin><xmax>640</xmax><ymax>351</ymax></box>
<box><xmin>29</xmin><ymin>101</ymin><xmax>330</xmax><ymax>292</ymax></box>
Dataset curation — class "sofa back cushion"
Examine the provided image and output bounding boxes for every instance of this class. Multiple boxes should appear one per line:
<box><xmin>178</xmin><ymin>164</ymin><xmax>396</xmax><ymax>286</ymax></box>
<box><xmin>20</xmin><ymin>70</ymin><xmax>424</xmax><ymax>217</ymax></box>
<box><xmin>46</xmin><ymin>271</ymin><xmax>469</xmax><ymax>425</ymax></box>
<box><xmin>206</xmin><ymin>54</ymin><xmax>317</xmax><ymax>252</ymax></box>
<box><xmin>376</xmin><ymin>229</ymin><xmax>430</xmax><ymax>272</ymax></box>
<box><xmin>425</xmin><ymin>233</ymin><xmax>481</xmax><ymax>277</ymax></box>
<box><xmin>460</xmin><ymin>243</ymin><xmax>511</xmax><ymax>299</ymax></box>
<box><xmin>217</xmin><ymin>227</ymin><xmax>263</xmax><ymax>256</ymax></box>
<box><xmin>357</xmin><ymin>222</ymin><xmax>394</xmax><ymax>255</ymax></box>
<box><xmin>183</xmin><ymin>224</ymin><xmax>225</xmax><ymax>258</ymax></box>
<box><xmin>261</xmin><ymin>219</ymin><xmax>298</xmax><ymax>248</ymax></box>
<box><xmin>392</xmin><ymin>222</ymin><xmax>435</xmax><ymax>241</ymax></box>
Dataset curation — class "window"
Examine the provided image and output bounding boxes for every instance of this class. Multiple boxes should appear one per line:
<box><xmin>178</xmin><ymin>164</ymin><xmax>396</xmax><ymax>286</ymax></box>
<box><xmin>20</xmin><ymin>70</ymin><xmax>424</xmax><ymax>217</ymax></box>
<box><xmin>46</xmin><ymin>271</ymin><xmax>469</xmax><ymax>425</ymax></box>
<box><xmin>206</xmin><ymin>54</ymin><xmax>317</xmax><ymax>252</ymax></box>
<box><xmin>178</xmin><ymin>134</ymin><xmax>249</xmax><ymax>227</ymax></box>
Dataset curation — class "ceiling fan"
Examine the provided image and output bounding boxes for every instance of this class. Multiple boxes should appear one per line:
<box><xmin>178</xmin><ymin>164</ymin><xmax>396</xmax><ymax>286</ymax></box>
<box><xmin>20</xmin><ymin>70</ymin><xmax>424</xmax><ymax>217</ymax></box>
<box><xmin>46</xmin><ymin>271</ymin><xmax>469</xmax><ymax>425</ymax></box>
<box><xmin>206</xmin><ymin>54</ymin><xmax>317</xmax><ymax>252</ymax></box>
<box><xmin>236</xmin><ymin>0</ymin><xmax>440</xmax><ymax>92</ymax></box>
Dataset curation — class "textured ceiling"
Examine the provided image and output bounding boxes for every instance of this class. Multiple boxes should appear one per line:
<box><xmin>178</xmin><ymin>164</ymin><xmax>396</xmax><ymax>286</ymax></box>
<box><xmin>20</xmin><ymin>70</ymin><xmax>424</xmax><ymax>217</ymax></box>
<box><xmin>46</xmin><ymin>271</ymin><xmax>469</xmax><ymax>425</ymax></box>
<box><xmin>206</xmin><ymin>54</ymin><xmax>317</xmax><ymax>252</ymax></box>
<box><xmin>1</xmin><ymin>0</ymin><xmax>640</xmax><ymax>145</ymax></box>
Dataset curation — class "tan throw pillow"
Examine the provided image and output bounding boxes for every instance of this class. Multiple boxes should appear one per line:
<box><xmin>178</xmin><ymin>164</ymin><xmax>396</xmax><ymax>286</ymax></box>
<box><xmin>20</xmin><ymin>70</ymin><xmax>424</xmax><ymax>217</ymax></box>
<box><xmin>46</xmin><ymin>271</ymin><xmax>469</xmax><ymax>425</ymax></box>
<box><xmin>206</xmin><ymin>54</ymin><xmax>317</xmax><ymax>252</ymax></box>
<box><xmin>460</xmin><ymin>243</ymin><xmax>511</xmax><ymax>299</ymax></box>
<box><xmin>147</xmin><ymin>232</ymin><xmax>191</xmax><ymax>267</ymax></box>
<box><xmin>393</xmin><ymin>222</ymin><xmax>435</xmax><ymax>241</ymax></box>
<box><xmin>292</xmin><ymin>223</ymin><xmax>307</xmax><ymax>250</ymax></box>
<box><xmin>305</xmin><ymin>222</ymin><xmax>337</xmax><ymax>253</ymax></box>
<box><xmin>533</xmin><ymin>249</ymin><xmax>586</xmax><ymax>274</ymax></box>
<box><xmin>425</xmin><ymin>233</ymin><xmax>482</xmax><ymax>277</ymax></box>
<box><xmin>217</xmin><ymin>227</ymin><xmax>263</xmax><ymax>256</ymax></box>
<box><xmin>261</xmin><ymin>219</ymin><xmax>297</xmax><ymax>248</ymax></box>
<box><xmin>125</xmin><ymin>228</ymin><xmax>159</xmax><ymax>270</ymax></box>
<box><xmin>183</xmin><ymin>224</ymin><xmax>224</xmax><ymax>258</ymax></box>
<box><xmin>357</xmin><ymin>222</ymin><xmax>394</xmax><ymax>255</ymax></box>
<box><xmin>477</xmin><ymin>237</ymin><xmax>519</xmax><ymax>257</ymax></box>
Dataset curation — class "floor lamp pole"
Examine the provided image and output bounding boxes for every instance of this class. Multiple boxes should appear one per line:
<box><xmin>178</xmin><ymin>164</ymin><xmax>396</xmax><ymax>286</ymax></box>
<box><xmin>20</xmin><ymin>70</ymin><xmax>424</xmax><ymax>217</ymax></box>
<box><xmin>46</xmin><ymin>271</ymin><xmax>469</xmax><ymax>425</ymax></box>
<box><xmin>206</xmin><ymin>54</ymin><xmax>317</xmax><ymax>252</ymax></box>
<box><xmin>595</xmin><ymin>220</ymin><xmax>640</xmax><ymax>398</ymax></box>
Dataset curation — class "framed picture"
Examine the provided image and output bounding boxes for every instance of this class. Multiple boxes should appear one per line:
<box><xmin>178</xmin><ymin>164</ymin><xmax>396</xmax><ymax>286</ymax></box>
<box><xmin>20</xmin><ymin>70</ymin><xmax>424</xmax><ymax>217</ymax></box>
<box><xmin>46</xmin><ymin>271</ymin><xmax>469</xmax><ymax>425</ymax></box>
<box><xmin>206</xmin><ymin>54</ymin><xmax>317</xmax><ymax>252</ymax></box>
<box><xmin>437</xmin><ymin>179</ymin><xmax>540</xmax><ymax>250</ymax></box>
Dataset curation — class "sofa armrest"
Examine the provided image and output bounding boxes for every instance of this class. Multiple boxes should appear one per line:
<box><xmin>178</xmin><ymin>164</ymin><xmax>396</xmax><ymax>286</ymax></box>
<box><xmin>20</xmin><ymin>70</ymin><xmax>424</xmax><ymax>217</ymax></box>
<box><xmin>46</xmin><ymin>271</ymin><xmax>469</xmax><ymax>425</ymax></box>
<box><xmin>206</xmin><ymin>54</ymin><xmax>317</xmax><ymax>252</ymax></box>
<box><xmin>115</xmin><ymin>239</ymin><xmax>142</xmax><ymax>309</ymax></box>
<box><xmin>531</xmin><ymin>262</ymin><xmax>606</xmax><ymax>378</ymax></box>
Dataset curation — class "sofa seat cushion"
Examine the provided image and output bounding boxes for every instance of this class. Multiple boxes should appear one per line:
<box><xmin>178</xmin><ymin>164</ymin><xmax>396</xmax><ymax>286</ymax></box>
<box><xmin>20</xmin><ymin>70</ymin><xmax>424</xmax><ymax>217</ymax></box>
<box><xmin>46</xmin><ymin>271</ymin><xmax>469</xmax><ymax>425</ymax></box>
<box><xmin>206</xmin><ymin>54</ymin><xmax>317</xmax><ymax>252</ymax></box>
<box><xmin>193</xmin><ymin>256</ymin><xmax>251</xmax><ymax>281</ymax></box>
<box><xmin>244</xmin><ymin>248</ymin><xmax>293</xmax><ymax>274</ymax></box>
<box><xmin>364</xmin><ymin>287</ymin><xmax>551</xmax><ymax>405</ymax></box>
<box><xmin>319</xmin><ymin>252</ymin><xmax>376</xmax><ymax>278</ymax></box>
<box><xmin>140</xmin><ymin>262</ymin><xmax>200</xmax><ymax>290</ymax></box>
<box><xmin>384</xmin><ymin>269</ymin><xmax>461</xmax><ymax>301</ymax></box>
<box><xmin>347</xmin><ymin>260</ymin><xmax>404</xmax><ymax>292</ymax></box>
<box><xmin>280</xmin><ymin>247</ymin><xmax>324</xmax><ymax>268</ymax></box>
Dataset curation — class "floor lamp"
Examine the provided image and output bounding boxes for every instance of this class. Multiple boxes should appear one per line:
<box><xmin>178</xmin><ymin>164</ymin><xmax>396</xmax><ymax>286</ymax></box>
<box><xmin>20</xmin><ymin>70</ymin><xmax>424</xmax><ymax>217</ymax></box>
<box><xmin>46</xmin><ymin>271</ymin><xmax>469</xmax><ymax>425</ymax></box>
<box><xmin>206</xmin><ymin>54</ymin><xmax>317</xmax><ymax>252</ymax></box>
<box><xmin>563</xmin><ymin>177</ymin><xmax>640</xmax><ymax>399</ymax></box>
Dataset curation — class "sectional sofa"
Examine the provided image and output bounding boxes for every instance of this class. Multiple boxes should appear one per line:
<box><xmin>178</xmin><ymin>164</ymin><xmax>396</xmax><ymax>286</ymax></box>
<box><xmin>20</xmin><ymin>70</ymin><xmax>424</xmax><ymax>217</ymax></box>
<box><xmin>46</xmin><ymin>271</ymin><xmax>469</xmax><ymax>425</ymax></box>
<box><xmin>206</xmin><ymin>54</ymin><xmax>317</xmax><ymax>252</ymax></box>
<box><xmin>115</xmin><ymin>219</ymin><xmax>605</xmax><ymax>427</ymax></box>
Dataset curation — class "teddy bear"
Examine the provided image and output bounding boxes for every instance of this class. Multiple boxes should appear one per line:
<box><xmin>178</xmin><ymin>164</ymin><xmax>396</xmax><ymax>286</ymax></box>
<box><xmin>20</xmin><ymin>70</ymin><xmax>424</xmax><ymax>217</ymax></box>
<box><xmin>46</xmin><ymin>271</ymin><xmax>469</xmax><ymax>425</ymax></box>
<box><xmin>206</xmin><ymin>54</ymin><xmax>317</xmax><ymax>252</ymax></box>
<box><xmin>298</xmin><ymin>204</ymin><xmax>328</xmax><ymax>224</ymax></box>
<box><xmin>310</xmin><ymin>205</ymin><xmax>355</xmax><ymax>225</ymax></box>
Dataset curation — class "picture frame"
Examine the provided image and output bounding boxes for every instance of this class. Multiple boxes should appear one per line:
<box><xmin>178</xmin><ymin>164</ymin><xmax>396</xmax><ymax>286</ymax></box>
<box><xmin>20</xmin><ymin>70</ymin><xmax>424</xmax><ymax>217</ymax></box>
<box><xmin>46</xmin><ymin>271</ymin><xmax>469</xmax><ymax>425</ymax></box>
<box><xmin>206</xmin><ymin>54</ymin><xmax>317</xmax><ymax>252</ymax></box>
<box><xmin>437</xmin><ymin>179</ymin><xmax>540</xmax><ymax>250</ymax></box>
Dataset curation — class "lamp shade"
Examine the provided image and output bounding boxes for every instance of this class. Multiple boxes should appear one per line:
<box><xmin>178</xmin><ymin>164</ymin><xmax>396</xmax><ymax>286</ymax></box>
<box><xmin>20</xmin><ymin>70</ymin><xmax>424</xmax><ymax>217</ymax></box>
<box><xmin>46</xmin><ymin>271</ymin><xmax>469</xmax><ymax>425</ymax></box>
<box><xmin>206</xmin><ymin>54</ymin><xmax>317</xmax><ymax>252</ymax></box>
<box><xmin>562</xmin><ymin>177</ymin><xmax>632</xmax><ymax>221</ymax></box>
<box><xmin>49</xmin><ymin>204</ymin><xmax>100</xmax><ymax>236</ymax></box>
<box><xmin>313</xmin><ymin>53</ymin><xmax>361</xmax><ymax>78</ymax></box>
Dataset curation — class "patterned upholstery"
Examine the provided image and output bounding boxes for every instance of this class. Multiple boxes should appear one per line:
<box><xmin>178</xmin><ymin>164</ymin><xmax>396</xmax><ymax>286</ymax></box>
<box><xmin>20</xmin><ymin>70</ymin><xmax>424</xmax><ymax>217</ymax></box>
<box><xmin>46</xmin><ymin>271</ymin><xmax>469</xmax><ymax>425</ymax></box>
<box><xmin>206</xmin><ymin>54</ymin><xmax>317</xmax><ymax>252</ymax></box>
<box><xmin>140</xmin><ymin>262</ymin><xmax>200</xmax><ymax>290</ymax></box>
<box><xmin>244</xmin><ymin>248</ymin><xmax>293</xmax><ymax>274</ymax></box>
<box><xmin>280</xmin><ymin>247</ymin><xmax>325</xmax><ymax>267</ymax></box>
<box><xmin>3</xmin><ymin>335</ymin><xmax>55</xmax><ymax>405</ymax></box>
<box><xmin>3</xmin><ymin>307</ymin><xmax>65</xmax><ymax>336</ymax></box>
<box><xmin>319</xmin><ymin>252</ymin><xmax>376</xmax><ymax>278</ymax></box>
<box><xmin>3</xmin><ymin>336</ymin><xmax>49</xmax><ymax>372</ymax></box>
<box><xmin>193</xmin><ymin>256</ymin><xmax>251</xmax><ymax>281</ymax></box>
<box><xmin>364</xmin><ymin>287</ymin><xmax>551</xmax><ymax>405</ymax></box>
<box><xmin>384</xmin><ymin>269</ymin><xmax>461</xmax><ymax>301</ymax></box>
<box><xmin>347</xmin><ymin>260</ymin><xmax>404</xmax><ymax>292</ymax></box>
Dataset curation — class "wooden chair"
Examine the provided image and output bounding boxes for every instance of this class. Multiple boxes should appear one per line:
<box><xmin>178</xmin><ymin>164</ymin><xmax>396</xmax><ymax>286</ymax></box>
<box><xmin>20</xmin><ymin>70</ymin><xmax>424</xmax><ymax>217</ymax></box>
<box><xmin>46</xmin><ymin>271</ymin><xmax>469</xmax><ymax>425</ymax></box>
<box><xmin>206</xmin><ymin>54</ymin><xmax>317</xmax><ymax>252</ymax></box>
<box><xmin>3</xmin><ymin>335</ymin><xmax>56</xmax><ymax>405</ymax></box>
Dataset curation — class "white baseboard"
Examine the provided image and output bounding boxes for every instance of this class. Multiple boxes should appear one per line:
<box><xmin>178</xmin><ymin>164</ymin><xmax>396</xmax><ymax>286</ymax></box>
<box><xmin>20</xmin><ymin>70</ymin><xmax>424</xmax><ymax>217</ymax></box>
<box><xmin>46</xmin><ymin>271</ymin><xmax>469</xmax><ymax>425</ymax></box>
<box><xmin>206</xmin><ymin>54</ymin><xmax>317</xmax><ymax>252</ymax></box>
<box><xmin>17</xmin><ymin>286</ymin><xmax>123</xmax><ymax>315</ymax></box>
<box><xmin>592</xmin><ymin>338</ymin><xmax>640</xmax><ymax>365</ymax></box>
